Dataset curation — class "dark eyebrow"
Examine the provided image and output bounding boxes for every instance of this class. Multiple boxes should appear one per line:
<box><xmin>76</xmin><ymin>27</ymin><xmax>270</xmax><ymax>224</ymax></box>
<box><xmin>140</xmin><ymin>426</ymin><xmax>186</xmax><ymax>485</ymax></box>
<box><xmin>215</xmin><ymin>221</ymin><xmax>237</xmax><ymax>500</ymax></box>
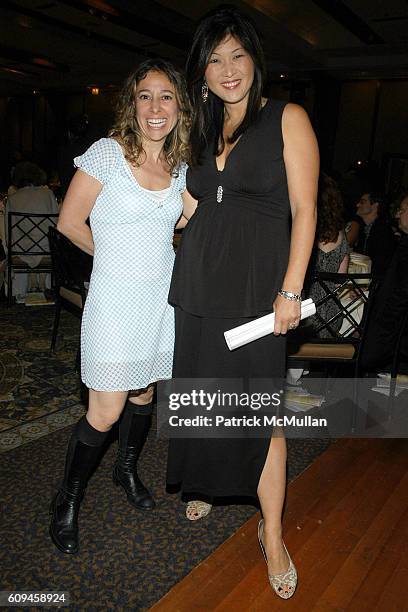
<box><xmin>211</xmin><ymin>47</ymin><xmax>244</xmax><ymax>55</ymax></box>
<box><xmin>137</xmin><ymin>89</ymin><xmax>174</xmax><ymax>94</ymax></box>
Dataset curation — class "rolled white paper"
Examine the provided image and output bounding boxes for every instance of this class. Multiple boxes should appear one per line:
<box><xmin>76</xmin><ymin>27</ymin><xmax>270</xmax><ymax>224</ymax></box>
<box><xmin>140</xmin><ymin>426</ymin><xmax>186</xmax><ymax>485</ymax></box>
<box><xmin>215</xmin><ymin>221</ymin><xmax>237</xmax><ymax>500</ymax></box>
<box><xmin>224</xmin><ymin>299</ymin><xmax>316</xmax><ymax>350</ymax></box>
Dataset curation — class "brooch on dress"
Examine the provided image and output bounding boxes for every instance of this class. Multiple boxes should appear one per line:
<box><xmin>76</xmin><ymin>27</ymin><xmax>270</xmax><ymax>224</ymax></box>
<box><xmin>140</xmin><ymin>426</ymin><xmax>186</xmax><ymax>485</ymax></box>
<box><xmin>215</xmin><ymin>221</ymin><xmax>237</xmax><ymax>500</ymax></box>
<box><xmin>216</xmin><ymin>185</ymin><xmax>223</xmax><ymax>203</ymax></box>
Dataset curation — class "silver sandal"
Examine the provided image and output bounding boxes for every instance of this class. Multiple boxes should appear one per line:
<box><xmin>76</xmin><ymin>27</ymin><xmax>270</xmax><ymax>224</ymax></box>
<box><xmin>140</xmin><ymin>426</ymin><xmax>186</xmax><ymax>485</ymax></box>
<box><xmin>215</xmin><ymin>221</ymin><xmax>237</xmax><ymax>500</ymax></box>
<box><xmin>186</xmin><ymin>500</ymin><xmax>212</xmax><ymax>521</ymax></box>
<box><xmin>258</xmin><ymin>519</ymin><xmax>297</xmax><ymax>599</ymax></box>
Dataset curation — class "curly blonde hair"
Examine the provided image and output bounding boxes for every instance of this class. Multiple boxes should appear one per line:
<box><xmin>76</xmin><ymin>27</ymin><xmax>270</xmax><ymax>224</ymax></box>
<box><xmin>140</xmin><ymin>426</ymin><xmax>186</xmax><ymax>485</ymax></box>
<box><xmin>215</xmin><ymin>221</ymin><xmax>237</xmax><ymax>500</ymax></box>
<box><xmin>109</xmin><ymin>59</ymin><xmax>191</xmax><ymax>175</ymax></box>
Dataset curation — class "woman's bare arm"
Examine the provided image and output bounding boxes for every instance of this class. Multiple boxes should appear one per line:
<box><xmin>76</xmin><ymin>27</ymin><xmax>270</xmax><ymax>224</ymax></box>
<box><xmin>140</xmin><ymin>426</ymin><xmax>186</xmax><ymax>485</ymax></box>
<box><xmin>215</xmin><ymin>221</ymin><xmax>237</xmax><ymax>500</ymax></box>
<box><xmin>346</xmin><ymin>219</ymin><xmax>360</xmax><ymax>247</ymax></box>
<box><xmin>175</xmin><ymin>190</ymin><xmax>198</xmax><ymax>229</ymax></box>
<box><xmin>57</xmin><ymin>170</ymin><xmax>102</xmax><ymax>255</ymax></box>
<box><xmin>338</xmin><ymin>253</ymin><xmax>350</xmax><ymax>273</ymax></box>
<box><xmin>273</xmin><ymin>103</ymin><xmax>319</xmax><ymax>335</ymax></box>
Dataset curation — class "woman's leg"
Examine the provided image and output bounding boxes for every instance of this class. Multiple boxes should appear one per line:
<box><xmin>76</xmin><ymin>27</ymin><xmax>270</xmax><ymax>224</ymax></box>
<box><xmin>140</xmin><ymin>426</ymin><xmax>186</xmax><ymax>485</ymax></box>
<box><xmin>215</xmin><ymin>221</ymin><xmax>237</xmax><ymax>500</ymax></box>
<box><xmin>113</xmin><ymin>386</ymin><xmax>156</xmax><ymax>509</ymax></box>
<box><xmin>50</xmin><ymin>390</ymin><xmax>128</xmax><ymax>554</ymax></box>
<box><xmin>257</xmin><ymin>433</ymin><xmax>295</xmax><ymax>596</ymax></box>
<box><xmin>86</xmin><ymin>389</ymin><xmax>129</xmax><ymax>431</ymax></box>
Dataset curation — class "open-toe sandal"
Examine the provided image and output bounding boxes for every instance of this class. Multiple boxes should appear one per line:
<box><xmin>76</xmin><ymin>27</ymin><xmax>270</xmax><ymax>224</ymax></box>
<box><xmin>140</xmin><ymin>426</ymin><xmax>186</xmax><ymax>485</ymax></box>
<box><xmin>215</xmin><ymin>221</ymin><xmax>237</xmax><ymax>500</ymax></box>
<box><xmin>186</xmin><ymin>500</ymin><xmax>212</xmax><ymax>521</ymax></box>
<box><xmin>257</xmin><ymin>519</ymin><xmax>297</xmax><ymax>599</ymax></box>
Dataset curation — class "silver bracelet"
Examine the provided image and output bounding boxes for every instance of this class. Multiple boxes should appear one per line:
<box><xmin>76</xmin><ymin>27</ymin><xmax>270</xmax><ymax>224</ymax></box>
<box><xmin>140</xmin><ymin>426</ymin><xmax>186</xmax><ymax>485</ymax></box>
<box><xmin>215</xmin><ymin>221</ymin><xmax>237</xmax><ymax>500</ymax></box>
<box><xmin>278</xmin><ymin>289</ymin><xmax>302</xmax><ymax>302</ymax></box>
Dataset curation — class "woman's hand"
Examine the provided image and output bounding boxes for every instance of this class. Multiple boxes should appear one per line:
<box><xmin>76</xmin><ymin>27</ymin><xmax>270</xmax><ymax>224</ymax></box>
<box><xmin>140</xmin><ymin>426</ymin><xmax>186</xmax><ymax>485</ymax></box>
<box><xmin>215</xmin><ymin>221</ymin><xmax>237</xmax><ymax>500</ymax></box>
<box><xmin>272</xmin><ymin>294</ymin><xmax>301</xmax><ymax>335</ymax></box>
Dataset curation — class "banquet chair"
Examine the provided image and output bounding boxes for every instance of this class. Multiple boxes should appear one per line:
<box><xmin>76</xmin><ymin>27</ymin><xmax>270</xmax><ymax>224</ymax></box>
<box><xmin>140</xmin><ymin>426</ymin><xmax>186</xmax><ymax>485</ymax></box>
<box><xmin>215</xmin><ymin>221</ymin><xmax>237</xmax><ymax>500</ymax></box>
<box><xmin>7</xmin><ymin>211</ymin><xmax>59</xmax><ymax>305</ymax></box>
<box><xmin>287</xmin><ymin>271</ymin><xmax>377</xmax><ymax>430</ymax></box>
<box><xmin>48</xmin><ymin>227</ymin><xmax>92</xmax><ymax>358</ymax></box>
<box><xmin>288</xmin><ymin>271</ymin><xmax>375</xmax><ymax>368</ymax></box>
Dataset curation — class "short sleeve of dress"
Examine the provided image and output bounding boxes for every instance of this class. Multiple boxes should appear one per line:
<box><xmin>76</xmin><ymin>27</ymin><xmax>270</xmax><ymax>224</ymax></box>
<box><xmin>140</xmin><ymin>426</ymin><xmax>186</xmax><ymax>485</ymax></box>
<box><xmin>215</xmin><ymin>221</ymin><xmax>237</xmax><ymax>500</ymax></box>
<box><xmin>175</xmin><ymin>162</ymin><xmax>188</xmax><ymax>193</ymax></box>
<box><xmin>74</xmin><ymin>138</ymin><xmax>118</xmax><ymax>185</ymax></box>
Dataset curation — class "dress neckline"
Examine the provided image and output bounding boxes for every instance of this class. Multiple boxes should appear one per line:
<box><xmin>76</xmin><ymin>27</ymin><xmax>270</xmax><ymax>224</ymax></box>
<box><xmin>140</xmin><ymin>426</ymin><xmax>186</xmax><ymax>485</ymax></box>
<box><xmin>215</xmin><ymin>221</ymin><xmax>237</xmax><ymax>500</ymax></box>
<box><xmin>214</xmin><ymin>98</ymin><xmax>271</xmax><ymax>174</ymax></box>
<box><xmin>110</xmin><ymin>138</ymin><xmax>176</xmax><ymax>201</ymax></box>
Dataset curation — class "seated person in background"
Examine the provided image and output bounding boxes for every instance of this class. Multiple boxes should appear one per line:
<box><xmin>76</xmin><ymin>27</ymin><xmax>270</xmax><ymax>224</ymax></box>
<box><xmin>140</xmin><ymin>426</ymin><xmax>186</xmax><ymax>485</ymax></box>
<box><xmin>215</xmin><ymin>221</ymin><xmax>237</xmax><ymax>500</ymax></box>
<box><xmin>345</xmin><ymin>216</ymin><xmax>360</xmax><ymax>247</ymax></box>
<box><xmin>47</xmin><ymin>170</ymin><xmax>63</xmax><ymax>202</ymax></box>
<box><xmin>6</xmin><ymin>162</ymin><xmax>58</xmax><ymax>299</ymax></box>
<box><xmin>361</xmin><ymin>193</ymin><xmax>408</xmax><ymax>372</ymax></box>
<box><xmin>7</xmin><ymin>150</ymin><xmax>24</xmax><ymax>197</ymax></box>
<box><xmin>307</xmin><ymin>173</ymin><xmax>350</xmax><ymax>337</ymax></box>
<box><xmin>287</xmin><ymin>175</ymin><xmax>349</xmax><ymax>384</ymax></box>
<box><xmin>354</xmin><ymin>192</ymin><xmax>396</xmax><ymax>278</ymax></box>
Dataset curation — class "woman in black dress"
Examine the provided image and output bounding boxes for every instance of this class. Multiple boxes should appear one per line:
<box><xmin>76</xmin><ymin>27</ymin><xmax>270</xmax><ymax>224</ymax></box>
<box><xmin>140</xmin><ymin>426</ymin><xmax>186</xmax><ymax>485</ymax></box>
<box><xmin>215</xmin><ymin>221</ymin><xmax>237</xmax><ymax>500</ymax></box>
<box><xmin>167</xmin><ymin>7</ymin><xmax>319</xmax><ymax>599</ymax></box>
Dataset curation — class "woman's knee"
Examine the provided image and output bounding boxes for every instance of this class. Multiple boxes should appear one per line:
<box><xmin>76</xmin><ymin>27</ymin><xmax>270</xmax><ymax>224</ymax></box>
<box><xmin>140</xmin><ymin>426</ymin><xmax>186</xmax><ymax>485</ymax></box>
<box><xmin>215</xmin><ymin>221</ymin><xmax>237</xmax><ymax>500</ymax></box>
<box><xmin>89</xmin><ymin>411</ymin><xmax>119</xmax><ymax>431</ymax></box>
<box><xmin>128</xmin><ymin>385</ymin><xmax>154</xmax><ymax>406</ymax></box>
<box><xmin>87</xmin><ymin>390</ymin><xmax>127</xmax><ymax>430</ymax></box>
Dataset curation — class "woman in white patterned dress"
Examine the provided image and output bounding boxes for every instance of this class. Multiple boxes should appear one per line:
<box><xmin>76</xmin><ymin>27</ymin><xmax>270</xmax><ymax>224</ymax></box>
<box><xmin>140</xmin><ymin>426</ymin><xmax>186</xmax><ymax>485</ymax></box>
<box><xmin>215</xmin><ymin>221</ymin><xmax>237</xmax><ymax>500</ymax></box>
<box><xmin>50</xmin><ymin>59</ymin><xmax>191</xmax><ymax>554</ymax></box>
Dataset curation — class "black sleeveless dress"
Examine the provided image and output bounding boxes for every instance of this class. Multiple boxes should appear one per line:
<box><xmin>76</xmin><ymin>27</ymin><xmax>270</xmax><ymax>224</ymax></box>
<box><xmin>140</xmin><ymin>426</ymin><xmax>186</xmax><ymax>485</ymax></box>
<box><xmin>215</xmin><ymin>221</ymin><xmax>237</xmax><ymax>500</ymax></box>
<box><xmin>166</xmin><ymin>99</ymin><xmax>291</xmax><ymax>498</ymax></box>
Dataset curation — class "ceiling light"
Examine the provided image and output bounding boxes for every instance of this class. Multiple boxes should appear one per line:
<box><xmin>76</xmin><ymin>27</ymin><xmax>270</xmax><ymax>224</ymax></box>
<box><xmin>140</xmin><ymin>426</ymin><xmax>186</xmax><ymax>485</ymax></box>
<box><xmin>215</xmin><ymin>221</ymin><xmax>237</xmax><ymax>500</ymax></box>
<box><xmin>32</xmin><ymin>57</ymin><xmax>57</xmax><ymax>69</ymax></box>
<box><xmin>0</xmin><ymin>66</ymin><xmax>29</xmax><ymax>77</ymax></box>
<box><xmin>17</xmin><ymin>17</ymin><xmax>32</xmax><ymax>29</ymax></box>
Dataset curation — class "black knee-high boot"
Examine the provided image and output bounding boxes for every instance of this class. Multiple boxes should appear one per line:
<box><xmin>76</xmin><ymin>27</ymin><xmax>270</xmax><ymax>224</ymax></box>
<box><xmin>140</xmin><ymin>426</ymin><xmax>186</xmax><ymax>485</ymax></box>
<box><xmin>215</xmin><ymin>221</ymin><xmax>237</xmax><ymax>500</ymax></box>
<box><xmin>49</xmin><ymin>416</ymin><xmax>109</xmax><ymax>554</ymax></box>
<box><xmin>112</xmin><ymin>400</ymin><xmax>155</xmax><ymax>510</ymax></box>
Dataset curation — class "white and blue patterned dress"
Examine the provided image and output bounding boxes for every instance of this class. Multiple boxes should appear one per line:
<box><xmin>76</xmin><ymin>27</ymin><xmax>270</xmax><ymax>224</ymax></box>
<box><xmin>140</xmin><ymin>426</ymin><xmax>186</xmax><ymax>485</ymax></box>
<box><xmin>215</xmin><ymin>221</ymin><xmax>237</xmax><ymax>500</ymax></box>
<box><xmin>74</xmin><ymin>137</ymin><xmax>186</xmax><ymax>391</ymax></box>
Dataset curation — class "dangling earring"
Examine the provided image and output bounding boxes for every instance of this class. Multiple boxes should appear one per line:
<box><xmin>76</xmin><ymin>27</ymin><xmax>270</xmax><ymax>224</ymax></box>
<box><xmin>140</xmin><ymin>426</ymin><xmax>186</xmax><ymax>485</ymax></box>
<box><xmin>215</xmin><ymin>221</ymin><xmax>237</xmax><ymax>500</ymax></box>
<box><xmin>201</xmin><ymin>80</ymin><xmax>209</xmax><ymax>103</ymax></box>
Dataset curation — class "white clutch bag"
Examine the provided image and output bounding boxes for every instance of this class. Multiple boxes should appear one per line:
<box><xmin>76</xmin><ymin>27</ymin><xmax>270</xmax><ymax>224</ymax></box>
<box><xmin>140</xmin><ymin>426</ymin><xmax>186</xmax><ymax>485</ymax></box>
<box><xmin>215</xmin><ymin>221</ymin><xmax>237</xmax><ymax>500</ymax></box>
<box><xmin>224</xmin><ymin>298</ymin><xmax>316</xmax><ymax>350</ymax></box>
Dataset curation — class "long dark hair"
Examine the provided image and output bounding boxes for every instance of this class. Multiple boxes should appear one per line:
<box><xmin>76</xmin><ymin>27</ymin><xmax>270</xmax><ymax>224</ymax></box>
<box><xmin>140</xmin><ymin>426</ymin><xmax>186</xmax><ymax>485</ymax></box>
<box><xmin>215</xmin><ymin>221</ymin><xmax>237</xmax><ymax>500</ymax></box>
<box><xmin>109</xmin><ymin>58</ymin><xmax>191</xmax><ymax>174</ymax></box>
<box><xmin>186</xmin><ymin>6</ymin><xmax>266</xmax><ymax>165</ymax></box>
<box><xmin>316</xmin><ymin>174</ymin><xmax>345</xmax><ymax>244</ymax></box>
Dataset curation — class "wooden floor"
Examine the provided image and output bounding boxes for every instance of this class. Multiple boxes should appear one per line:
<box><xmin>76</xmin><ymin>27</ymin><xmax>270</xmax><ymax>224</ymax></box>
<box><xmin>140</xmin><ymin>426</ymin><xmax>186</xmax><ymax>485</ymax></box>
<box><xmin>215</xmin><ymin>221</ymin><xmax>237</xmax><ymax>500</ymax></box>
<box><xmin>152</xmin><ymin>438</ymin><xmax>408</xmax><ymax>611</ymax></box>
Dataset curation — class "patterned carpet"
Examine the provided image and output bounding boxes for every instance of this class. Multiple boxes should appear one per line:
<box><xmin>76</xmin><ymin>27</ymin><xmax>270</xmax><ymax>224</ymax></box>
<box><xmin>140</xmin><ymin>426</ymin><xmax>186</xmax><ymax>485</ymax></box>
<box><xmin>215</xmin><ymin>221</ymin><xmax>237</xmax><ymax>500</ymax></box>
<box><xmin>0</xmin><ymin>304</ymin><xmax>85</xmax><ymax>452</ymax></box>
<box><xmin>0</xmin><ymin>303</ymin><xmax>333</xmax><ymax>610</ymax></box>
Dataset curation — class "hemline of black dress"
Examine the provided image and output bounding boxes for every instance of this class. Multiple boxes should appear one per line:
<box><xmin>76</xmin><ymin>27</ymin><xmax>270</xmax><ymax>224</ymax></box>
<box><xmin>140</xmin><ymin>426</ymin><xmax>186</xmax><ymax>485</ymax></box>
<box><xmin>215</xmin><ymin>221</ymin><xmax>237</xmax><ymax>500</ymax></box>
<box><xmin>166</xmin><ymin>307</ymin><xmax>286</xmax><ymax>499</ymax></box>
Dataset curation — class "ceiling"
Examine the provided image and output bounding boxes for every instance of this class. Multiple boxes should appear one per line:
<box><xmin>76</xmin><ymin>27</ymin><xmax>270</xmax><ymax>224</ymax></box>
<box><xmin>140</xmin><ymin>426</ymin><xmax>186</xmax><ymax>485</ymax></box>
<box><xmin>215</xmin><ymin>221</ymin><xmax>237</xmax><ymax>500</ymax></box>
<box><xmin>0</xmin><ymin>0</ymin><xmax>407</xmax><ymax>96</ymax></box>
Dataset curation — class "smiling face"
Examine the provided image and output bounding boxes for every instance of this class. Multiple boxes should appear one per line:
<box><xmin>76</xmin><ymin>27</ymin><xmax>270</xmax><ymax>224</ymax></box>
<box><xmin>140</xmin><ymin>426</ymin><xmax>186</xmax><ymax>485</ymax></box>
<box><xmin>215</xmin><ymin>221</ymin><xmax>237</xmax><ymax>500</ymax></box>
<box><xmin>396</xmin><ymin>196</ymin><xmax>408</xmax><ymax>234</ymax></box>
<box><xmin>204</xmin><ymin>35</ymin><xmax>255</xmax><ymax>106</ymax></box>
<box><xmin>134</xmin><ymin>70</ymin><xmax>179</xmax><ymax>143</ymax></box>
